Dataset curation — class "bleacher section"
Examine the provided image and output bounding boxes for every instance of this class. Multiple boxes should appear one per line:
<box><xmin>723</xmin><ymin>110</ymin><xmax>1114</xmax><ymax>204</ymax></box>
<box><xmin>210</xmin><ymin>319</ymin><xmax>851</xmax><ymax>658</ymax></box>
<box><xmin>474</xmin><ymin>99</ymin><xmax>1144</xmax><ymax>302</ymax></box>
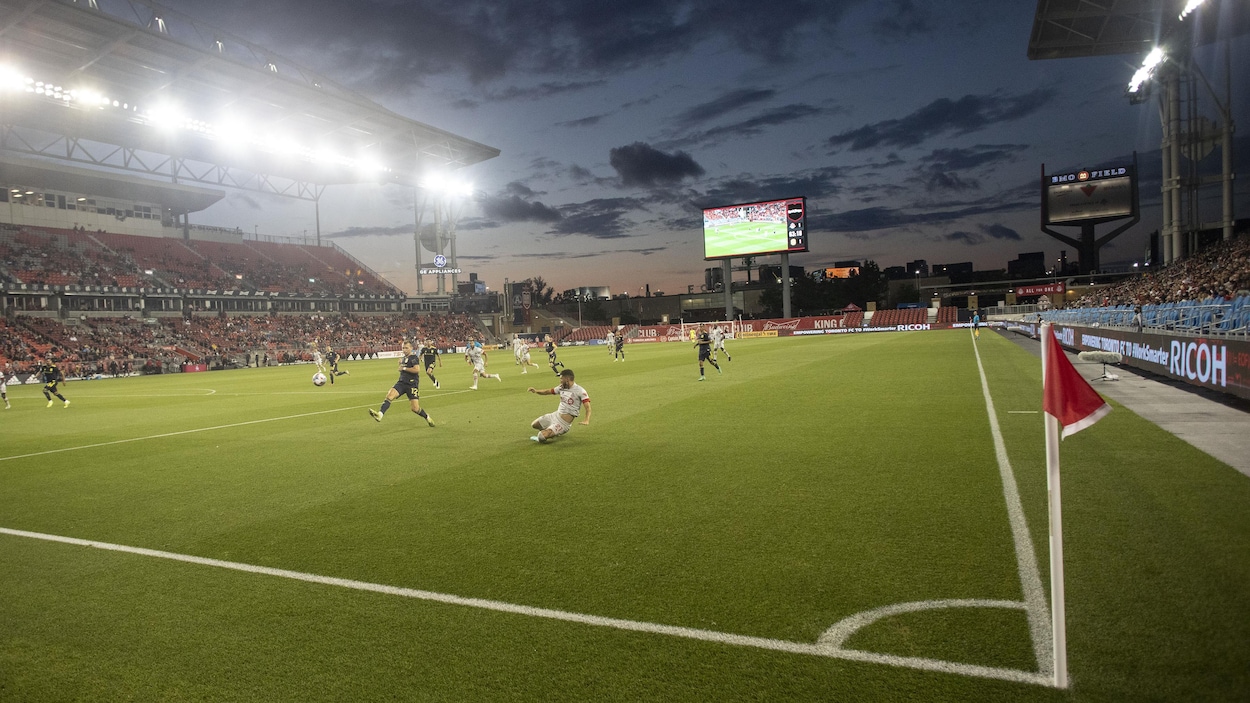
<box><xmin>868</xmin><ymin>308</ymin><xmax>926</xmax><ymax>327</ymax></box>
<box><xmin>0</xmin><ymin>225</ymin><xmax>397</xmax><ymax>295</ymax></box>
<box><xmin>560</xmin><ymin>325</ymin><xmax>612</xmax><ymax>343</ymax></box>
<box><xmin>1040</xmin><ymin>295</ymin><xmax>1249</xmax><ymax>336</ymax></box>
<box><xmin>0</xmin><ymin>312</ymin><xmax>481</xmax><ymax>373</ymax></box>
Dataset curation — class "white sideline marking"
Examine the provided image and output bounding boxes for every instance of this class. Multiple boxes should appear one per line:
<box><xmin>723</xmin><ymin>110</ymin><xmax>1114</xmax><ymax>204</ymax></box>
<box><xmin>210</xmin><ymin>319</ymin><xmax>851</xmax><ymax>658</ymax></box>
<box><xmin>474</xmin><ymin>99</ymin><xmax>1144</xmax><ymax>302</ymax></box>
<box><xmin>0</xmin><ymin>390</ymin><xmax>475</xmax><ymax>464</ymax></box>
<box><xmin>0</xmin><ymin>527</ymin><xmax>1051</xmax><ymax>688</ymax></box>
<box><xmin>971</xmin><ymin>337</ymin><xmax>1054</xmax><ymax>678</ymax></box>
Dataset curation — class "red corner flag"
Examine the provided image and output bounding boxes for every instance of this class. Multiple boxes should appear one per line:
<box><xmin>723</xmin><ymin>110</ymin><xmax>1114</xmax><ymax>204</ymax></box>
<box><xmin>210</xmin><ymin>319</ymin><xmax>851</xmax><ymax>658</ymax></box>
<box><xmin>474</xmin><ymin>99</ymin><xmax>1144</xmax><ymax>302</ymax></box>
<box><xmin>1039</xmin><ymin>322</ymin><xmax>1111</xmax><ymax>689</ymax></box>
<box><xmin>1042</xmin><ymin>324</ymin><xmax>1111</xmax><ymax>439</ymax></box>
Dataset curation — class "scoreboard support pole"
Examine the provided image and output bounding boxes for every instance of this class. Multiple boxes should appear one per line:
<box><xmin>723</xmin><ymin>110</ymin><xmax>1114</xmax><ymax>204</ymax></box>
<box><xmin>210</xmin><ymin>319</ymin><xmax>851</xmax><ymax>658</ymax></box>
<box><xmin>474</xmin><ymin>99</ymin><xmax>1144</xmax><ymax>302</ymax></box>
<box><xmin>781</xmin><ymin>251</ymin><xmax>792</xmax><ymax>319</ymax></box>
<box><xmin>723</xmin><ymin>259</ymin><xmax>733</xmax><ymax>322</ymax></box>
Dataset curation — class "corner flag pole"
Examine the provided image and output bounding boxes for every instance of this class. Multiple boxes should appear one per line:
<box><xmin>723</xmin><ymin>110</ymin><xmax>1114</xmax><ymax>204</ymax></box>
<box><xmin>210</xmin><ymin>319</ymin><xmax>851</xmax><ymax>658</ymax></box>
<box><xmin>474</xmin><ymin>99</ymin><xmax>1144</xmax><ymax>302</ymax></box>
<box><xmin>1041</xmin><ymin>322</ymin><xmax>1069</xmax><ymax>689</ymax></box>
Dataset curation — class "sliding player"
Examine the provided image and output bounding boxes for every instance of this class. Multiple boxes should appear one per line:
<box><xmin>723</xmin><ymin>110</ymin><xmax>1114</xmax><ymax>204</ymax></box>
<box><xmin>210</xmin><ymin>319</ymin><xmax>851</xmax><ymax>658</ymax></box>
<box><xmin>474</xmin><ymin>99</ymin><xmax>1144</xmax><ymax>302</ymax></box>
<box><xmin>419</xmin><ymin>339</ymin><xmax>442</xmax><ymax>389</ymax></box>
<box><xmin>527</xmin><ymin>368</ymin><xmax>590</xmax><ymax>443</ymax></box>
<box><xmin>368</xmin><ymin>341</ymin><xmax>434</xmax><ymax>427</ymax></box>
<box><xmin>466</xmin><ymin>340</ymin><xmax>502</xmax><ymax>390</ymax></box>
<box><xmin>694</xmin><ymin>324</ymin><xmax>721</xmax><ymax>381</ymax></box>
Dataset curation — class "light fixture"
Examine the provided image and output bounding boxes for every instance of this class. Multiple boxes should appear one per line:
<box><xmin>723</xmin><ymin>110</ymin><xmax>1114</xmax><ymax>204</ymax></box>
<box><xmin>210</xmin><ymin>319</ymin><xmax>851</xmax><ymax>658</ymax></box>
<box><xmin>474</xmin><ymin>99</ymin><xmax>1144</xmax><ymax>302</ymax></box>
<box><xmin>1179</xmin><ymin>0</ymin><xmax>1206</xmax><ymax>20</ymax></box>
<box><xmin>1127</xmin><ymin>47</ymin><xmax>1166</xmax><ymax>94</ymax></box>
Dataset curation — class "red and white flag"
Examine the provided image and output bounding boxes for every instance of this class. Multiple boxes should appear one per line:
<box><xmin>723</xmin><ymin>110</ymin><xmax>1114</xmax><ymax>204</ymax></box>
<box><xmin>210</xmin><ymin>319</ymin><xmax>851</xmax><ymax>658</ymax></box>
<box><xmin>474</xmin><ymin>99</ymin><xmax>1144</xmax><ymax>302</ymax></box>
<box><xmin>1042</xmin><ymin>325</ymin><xmax>1111</xmax><ymax>438</ymax></box>
<box><xmin>1039</xmin><ymin>322</ymin><xmax>1111</xmax><ymax>689</ymax></box>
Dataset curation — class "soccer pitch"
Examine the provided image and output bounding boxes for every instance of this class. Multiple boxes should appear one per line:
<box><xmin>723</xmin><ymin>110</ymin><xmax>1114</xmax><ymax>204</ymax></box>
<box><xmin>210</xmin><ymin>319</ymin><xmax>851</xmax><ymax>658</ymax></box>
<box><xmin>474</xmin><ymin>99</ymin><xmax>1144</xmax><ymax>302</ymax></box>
<box><xmin>704</xmin><ymin>220</ymin><xmax>789</xmax><ymax>258</ymax></box>
<box><xmin>1</xmin><ymin>332</ymin><xmax>1247</xmax><ymax>701</ymax></box>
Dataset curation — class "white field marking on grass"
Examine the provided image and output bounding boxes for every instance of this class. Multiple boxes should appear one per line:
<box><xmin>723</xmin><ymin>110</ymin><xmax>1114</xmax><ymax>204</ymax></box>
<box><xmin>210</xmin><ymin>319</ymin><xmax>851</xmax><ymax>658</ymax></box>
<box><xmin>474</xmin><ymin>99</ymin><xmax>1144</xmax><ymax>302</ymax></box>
<box><xmin>972</xmin><ymin>337</ymin><xmax>1054</xmax><ymax>678</ymax></box>
<box><xmin>0</xmin><ymin>387</ymin><xmax>457</xmax><ymax>465</ymax></box>
<box><xmin>0</xmin><ymin>391</ymin><xmax>476</xmax><ymax>464</ymax></box>
<box><xmin>0</xmin><ymin>527</ymin><xmax>1052</xmax><ymax>688</ymax></box>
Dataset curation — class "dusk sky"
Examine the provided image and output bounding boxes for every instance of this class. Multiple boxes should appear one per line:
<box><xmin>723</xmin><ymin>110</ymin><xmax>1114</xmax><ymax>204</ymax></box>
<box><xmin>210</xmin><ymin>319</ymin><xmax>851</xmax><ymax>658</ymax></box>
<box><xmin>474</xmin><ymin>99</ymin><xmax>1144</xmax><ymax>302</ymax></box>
<box><xmin>155</xmin><ymin>0</ymin><xmax>1249</xmax><ymax>297</ymax></box>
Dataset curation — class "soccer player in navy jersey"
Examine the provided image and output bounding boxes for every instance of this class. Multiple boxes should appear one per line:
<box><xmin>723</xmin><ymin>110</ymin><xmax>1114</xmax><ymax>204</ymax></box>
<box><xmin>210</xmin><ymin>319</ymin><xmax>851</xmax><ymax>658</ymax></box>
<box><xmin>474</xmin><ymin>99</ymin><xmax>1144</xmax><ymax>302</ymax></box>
<box><xmin>368</xmin><ymin>341</ymin><xmax>434</xmax><ymax>427</ymax></box>
<box><xmin>419</xmin><ymin>339</ymin><xmax>442</xmax><ymax>389</ymax></box>
<box><xmin>324</xmin><ymin>345</ymin><xmax>349</xmax><ymax>384</ymax></box>
<box><xmin>694</xmin><ymin>325</ymin><xmax>721</xmax><ymax>381</ymax></box>
<box><xmin>544</xmin><ymin>334</ymin><xmax>564</xmax><ymax>376</ymax></box>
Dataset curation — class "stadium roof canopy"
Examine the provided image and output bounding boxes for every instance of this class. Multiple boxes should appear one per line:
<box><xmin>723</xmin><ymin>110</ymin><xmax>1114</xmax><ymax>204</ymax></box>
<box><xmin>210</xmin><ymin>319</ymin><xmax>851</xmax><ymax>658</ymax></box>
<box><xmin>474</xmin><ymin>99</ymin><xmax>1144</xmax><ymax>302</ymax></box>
<box><xmin>1028</xmin><ymin>0</ymin><xmax>1249</xmax><ymax>60</ymax></box>
<box><xmin>0</xmin><ymin>0</ymin><xmax>500</xmax><ymax>202</ymax></box>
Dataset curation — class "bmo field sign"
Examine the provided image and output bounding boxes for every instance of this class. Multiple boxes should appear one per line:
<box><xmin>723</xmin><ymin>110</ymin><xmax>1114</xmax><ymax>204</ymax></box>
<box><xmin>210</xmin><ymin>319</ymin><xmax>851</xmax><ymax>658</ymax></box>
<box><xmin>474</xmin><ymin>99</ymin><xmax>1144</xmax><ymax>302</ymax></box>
<box><xmin>1042</xmin><ymin>164</ymin><xmax>1138</xmax><ymax>225</ymax></box>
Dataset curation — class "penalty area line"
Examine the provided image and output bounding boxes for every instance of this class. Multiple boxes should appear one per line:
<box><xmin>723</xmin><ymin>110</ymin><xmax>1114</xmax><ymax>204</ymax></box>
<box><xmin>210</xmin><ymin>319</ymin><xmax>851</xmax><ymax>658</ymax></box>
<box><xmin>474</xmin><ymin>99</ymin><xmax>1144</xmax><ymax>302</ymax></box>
<box><xmin>0</xmin><ymin>526</ymin><xmax>1053</xmax><ymax>688</ymax></box>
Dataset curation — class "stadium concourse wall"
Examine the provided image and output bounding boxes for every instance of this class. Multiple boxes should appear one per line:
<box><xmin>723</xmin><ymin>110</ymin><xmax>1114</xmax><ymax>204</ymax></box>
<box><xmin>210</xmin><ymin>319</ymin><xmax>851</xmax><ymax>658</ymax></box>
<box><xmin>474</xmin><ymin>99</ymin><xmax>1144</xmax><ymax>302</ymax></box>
<box><xmin>1005</xmin><ymin>321</ymin><xmax>1250</xmax><ymax>402</ymax></box>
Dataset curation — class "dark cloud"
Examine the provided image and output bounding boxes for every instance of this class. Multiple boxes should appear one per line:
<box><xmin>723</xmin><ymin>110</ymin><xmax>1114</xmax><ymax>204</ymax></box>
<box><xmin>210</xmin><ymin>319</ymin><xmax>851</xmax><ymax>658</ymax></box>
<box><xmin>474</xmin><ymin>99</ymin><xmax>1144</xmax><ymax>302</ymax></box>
<box><xmin>609</xmin><ymin>142</ymin><xmax>705</xmax><ymax>188</ymax></box>
<box><xmin>699</xmin><ymin>165</ymin><xmax>844</xmax><ymax>206</ymax></box>
<box><xmin>670</xmin><ymin>104</ymin><xmax>829</xmax><ymax>148</ymax></box>
<box><xmin>324</xmin><ymin>225</ymin><xmax>414</xmax><ymax>239</ymax></box>
<box><xmin>828</xmin><ymin>89</ymin><xmax>1055</xmax><ymax>151</ymax></box>
<box><xmin>549</xmin><ymin>197</ymin><xmax>646</xmax><ymax>239</ymax></box>
<box><xmin>922</xmin><ymin>171</ymin><xmax>980</xmax><ymax>193</ymax></box>
<box><xmin>478</xmin><ymin>194</ymin><xmax>563</xmax><ymax>223</ymax></box>
<box><xmin>170</xmin><ymin>0</ymin><xmax>862</xmax><ymax>88</ymax></box>
<box><xmin>982</xmin><ymin>223</ymin><xmax>1022</xmax><ymax>241</ymax></box>
<box><xmin>672</xmin><ymin>88</ymin><xmax>776</xmax><ymax>128</ymax></box>
<box><xmin>942</xmin><ymin>223</ymin><xmax>1019</xmax><ymax>246</ymax></box>
<box><xmin>503</xmin><ymin>181</ymin><xmax>544</xmax><ymax>198</ymax></box>
<box><xmin>817</xmin><ymin>195</ymin><xmax>1033</xmax><ymax>234</ymax></box>
<box><xmin>872</xmin><ymin>0</ymin><xmax>931</xmax><ymax>40</ymax></box>
<box><xmin>482</xmin><ymin>80</ymin><xmax>607</xmax><ymax>102</ymax></box>
<box><xmin>920</xmin><ymin>144</ymin><xmax>1030</xmax><ymax>172</ymax></box>
<box><xmin>557</xmin><ymin>114</ymin><xmax>606</xmax><ymax>128</ymax></box>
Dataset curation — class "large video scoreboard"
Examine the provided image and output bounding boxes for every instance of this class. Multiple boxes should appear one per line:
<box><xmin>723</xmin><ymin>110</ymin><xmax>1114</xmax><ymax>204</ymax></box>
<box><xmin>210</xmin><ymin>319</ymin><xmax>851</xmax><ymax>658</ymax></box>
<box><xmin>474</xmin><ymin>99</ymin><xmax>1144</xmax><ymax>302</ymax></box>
<box><xmin>703</xmin><ymin>197</ymin><xmax>807</xmax><ymax>259</ymax></box>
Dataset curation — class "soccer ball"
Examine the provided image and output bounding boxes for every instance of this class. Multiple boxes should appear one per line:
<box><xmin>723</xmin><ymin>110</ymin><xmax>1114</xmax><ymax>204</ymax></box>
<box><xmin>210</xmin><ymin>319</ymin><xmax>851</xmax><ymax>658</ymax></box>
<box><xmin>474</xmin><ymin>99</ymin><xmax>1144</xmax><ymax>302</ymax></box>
<box><xmin>312</xmin><ymin>372</ymin><xmax>327</xmax><ymax>386</ymax></box>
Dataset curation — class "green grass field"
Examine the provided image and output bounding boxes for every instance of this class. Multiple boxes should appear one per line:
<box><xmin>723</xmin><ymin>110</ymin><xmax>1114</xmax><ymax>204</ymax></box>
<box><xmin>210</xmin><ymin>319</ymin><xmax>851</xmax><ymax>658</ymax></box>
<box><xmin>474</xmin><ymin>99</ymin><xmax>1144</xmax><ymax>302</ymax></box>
<box><xmin>704</xmin><ymin>220</ymin><xmax>788</xmax><ymax>258</ymax></box>
<box><xmin>2</xmin><ymin>331</ymin><xmax>1248</xmax><ymax>701</ymax></box>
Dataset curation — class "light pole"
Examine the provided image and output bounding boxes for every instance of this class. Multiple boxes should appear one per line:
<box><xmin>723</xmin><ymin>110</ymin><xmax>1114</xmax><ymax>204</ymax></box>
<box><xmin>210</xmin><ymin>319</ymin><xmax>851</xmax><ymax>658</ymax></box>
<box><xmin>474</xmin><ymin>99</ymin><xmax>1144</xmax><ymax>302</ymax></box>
<box><xmin>915</xmin><ymin>270</ymin><xmax>921</xmax><ymax>303</ymax></box>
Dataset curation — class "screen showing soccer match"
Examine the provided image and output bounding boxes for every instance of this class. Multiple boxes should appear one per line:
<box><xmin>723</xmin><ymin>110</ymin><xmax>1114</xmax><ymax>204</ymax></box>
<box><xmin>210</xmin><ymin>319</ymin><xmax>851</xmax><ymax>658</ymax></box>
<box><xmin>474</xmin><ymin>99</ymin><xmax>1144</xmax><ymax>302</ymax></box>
<box><xmin>703</xmin><ymin>197</ymin><xmax>807</xmax><ymax>260</ymax></box>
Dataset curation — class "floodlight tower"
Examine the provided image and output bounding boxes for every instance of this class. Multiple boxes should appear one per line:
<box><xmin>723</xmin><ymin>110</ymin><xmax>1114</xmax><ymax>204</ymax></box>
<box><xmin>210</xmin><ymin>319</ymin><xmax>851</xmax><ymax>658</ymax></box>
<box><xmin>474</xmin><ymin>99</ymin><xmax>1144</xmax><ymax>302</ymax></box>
<box><xmin>413</xmin><ymin>176</ymin><xmax>473</xmax><ymax>296</ymax></box>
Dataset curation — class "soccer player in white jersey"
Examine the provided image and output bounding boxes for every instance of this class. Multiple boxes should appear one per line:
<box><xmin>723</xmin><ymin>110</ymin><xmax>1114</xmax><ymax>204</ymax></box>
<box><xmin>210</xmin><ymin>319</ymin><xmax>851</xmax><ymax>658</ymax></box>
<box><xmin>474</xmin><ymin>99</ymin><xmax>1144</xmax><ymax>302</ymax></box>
<box><xmin>311</xmin><ymin>342</ymin><xmax>325</xmax><ymax>373</ymax></box>
<box><xmin>527</xmin><ymin>368</ymin><xmax>591</xmax><ymax>443</ymax></box>
<box><xmin>0</xmin><ymin>369</ymin><xmax>10</xmax><ymax>409</ymax></box>
<box><xmin>513</xmin><ymin>336</ymin><xmax>539</xmax><ymax>373</ymax></box>
<box><xmin>710</xmin><ymin>325</ymin><xmax>732</xmax><ymax>362</ymax></box>
<box><xmin>605</xmin><ymin>330</ymin><xmax>615</xmax><ymax>357</ymax></box>
<box><xmin>466</xmin><ymin>340</ymin><xmax>502</xmax><ymax>390</ymax></box>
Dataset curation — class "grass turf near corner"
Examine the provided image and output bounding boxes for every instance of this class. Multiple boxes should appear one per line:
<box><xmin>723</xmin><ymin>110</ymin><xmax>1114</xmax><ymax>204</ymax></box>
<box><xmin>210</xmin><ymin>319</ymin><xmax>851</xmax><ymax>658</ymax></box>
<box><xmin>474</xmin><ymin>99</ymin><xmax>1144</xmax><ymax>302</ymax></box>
<box><xmin>0</xmin><ymin>332</ymin><xmax>1246</xmax><ymax>701</ymax></box>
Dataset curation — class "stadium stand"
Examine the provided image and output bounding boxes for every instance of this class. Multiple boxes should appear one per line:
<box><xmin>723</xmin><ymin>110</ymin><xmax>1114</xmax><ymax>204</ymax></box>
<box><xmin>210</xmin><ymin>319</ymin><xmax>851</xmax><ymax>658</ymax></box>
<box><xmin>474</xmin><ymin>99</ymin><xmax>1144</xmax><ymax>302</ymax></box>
<box><xmin>1039</xmin><ymin>233</ymin><xmax>1250</xmax><ymax>336</ymax></box>
<box><xmin>868</xmin><ymin>308</ymin><xmax>926</xmax><ymax>327</ymax></box>
<box><xmin>0</xmin><ymin>312</ymin><xmax>481</xmax><ymax>374</ymax></box>
<box><xmin>0</xmin><ymin>225</ymin><xmax>398</xmax><ymax>295</ymax></box>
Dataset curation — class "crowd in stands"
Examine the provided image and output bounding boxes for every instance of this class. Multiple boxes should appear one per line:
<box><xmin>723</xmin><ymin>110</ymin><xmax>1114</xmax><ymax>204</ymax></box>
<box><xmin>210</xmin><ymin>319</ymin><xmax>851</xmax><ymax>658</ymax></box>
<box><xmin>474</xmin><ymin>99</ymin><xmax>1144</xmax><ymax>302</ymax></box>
<box><xmin>0</xmin><ymin>312</ymin><xmax>482</xmax><ymax>376</ymax></box>
<box><xmin>1070</xmin><ymin>233</ymin><xmax>1250</xmax><ymax>308</ymax></box>
<box><xmin>0</xmin><ymin>225</ymin><xmax>399</xmax><ymax>296</ymax></box>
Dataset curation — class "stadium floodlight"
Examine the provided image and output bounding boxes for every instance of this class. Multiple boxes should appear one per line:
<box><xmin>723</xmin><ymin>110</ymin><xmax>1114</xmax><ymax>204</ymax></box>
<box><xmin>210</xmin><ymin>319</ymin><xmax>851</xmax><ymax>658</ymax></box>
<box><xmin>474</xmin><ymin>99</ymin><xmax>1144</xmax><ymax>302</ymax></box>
<box><xmin>143</xmin><ymin>103</ymin><xmax>185</xmax><ymax>131</ymax></box>
<box><xmin>1127</xmin><ymin>47</ymin><xmax>1166</xmax><ymax>95</ymax></box>
<box><xmin>0</xmin><ymin>65</ymin><xmax>24</xmax><ymax>91</ymax></box>
<box><xmin>1179</xmin><ymin>0</ymin><xmax>1206</xmax><ymax>20</ymax></box>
